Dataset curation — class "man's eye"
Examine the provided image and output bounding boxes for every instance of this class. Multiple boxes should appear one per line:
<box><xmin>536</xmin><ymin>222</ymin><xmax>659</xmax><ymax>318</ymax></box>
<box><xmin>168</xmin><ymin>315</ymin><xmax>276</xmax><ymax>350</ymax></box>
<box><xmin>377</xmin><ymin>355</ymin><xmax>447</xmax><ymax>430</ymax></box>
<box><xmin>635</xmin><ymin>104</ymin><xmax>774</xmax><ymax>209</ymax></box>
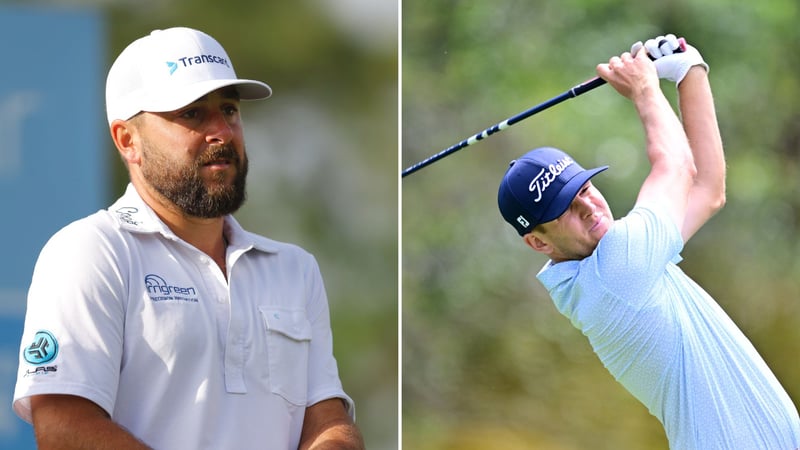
<box><xmin>180</xmin><ymin>109</ymin><xmax>199</xmax><ymax>120</ymax></box>
<box><xmin>224</xmin><ymin>105</ymin><xmax>239</xmax><ymax>116</ymax></box>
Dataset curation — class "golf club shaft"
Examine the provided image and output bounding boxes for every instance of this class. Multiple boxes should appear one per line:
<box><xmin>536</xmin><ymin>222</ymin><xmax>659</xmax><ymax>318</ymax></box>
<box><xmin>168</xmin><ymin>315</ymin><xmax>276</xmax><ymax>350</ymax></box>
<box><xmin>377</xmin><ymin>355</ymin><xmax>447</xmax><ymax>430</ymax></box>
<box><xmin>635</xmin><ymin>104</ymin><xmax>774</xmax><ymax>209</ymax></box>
<box><xmin>401</xmin><ymin>76</ymin><xmax>607</xmax><ymax>178</ymax></box>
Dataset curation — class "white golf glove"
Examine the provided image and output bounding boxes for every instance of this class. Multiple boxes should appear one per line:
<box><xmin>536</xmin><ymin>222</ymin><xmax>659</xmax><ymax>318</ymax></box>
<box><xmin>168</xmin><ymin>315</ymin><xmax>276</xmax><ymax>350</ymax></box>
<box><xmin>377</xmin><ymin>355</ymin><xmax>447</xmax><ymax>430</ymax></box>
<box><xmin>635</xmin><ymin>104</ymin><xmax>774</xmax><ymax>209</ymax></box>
<box><xmin>631</xmin><ymin>34</ymin><xmax>708</xmax><ymax>85</ymax></box>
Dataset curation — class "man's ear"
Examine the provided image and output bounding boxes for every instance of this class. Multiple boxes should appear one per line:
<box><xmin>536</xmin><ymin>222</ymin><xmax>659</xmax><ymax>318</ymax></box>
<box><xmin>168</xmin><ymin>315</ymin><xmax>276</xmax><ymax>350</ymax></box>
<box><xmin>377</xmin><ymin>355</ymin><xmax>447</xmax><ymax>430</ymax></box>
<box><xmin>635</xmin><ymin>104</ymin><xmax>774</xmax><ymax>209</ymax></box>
<box><xmin>110</xmin><ymin>119</ymin><xmax>141</xmax><ymax>165</ymax></box>
<box><xmin>523</xmin><ymin>232</ymin><xmax>552</xmax><ymax>255</ymax></box>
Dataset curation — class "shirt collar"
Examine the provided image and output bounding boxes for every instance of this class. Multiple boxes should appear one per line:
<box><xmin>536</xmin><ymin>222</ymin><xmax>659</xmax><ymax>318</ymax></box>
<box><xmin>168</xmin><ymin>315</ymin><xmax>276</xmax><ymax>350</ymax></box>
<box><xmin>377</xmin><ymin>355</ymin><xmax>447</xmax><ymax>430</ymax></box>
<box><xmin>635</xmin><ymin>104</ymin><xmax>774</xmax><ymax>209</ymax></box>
<box><xmin>109</xmin><ymin>183</ymin><xmax>281</xmax><ymax>254</ymax></box>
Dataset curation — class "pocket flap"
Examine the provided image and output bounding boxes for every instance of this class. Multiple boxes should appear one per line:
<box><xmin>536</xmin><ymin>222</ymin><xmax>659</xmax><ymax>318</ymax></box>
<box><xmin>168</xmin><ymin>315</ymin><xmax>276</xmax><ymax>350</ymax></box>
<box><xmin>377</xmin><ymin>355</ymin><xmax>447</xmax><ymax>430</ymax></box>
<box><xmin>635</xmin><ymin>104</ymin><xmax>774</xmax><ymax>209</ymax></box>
<box><xmin>259</xmin><ymin>307</ymin><xmax>312</xmax><ymax>341</ymax></box>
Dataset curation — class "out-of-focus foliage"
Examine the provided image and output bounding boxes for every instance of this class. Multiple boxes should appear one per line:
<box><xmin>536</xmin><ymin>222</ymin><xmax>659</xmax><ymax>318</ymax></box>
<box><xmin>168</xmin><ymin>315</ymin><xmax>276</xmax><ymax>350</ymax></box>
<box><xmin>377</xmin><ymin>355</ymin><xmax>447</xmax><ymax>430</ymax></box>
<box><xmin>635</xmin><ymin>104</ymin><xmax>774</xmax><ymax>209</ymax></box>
<box><xmin>402</xmin><ymin>0</ymin><xmax>799</xmax><ymax>449</ymax></box>
<box><xmin>6</xmin><ymin>0</ymin><xmax>398</xmax><ymax>448</ymax></box>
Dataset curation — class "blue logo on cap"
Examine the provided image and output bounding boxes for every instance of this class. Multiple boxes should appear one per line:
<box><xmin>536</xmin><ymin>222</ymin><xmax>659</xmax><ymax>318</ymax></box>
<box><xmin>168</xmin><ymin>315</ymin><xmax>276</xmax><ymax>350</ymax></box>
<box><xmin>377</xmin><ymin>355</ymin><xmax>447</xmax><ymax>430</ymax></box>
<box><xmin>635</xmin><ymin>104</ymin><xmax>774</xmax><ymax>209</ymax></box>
<box><xmin>165</xmin><ymin>54</ymin><xmax>230</xmax><ymax>76</ymax></box>
<box><xmin>24</xmin><ymin>330</ymin><xmax>59</xmax><ymax>365</ymax></box>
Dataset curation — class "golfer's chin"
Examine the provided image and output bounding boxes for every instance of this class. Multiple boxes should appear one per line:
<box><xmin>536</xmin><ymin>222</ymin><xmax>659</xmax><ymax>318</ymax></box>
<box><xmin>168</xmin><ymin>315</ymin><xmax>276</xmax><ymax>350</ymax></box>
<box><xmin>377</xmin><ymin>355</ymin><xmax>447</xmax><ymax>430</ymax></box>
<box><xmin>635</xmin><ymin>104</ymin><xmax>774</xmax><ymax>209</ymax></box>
<box><xmin>204</xmin><ymin>174</ymin><xmax>247</xmax><ymax>195</ymax></box>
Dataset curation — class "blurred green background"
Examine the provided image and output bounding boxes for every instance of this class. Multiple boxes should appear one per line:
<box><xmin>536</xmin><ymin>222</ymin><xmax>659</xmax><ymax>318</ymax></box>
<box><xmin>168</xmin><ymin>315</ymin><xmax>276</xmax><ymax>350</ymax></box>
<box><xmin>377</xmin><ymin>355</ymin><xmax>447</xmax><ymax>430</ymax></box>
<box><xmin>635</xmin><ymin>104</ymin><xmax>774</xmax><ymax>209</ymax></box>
<box><xmin>402</xmin><ymin>0</ymin><xmax>799</xmax><ymax>449</ymax></box>
<box><xmin>2</xmin><ymin>0</ymin><xmax>398</xmax><ymax>449</ymax></box>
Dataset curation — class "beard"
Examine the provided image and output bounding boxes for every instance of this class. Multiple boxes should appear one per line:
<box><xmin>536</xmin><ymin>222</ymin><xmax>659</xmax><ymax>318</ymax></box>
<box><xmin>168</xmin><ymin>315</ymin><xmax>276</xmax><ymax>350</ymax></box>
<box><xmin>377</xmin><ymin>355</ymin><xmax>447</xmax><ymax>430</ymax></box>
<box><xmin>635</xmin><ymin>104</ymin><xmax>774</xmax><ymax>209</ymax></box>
<box><xmin>140</xmin><ymin>141</ymin><xmax>248</xmax><ymax>218</ymax></box>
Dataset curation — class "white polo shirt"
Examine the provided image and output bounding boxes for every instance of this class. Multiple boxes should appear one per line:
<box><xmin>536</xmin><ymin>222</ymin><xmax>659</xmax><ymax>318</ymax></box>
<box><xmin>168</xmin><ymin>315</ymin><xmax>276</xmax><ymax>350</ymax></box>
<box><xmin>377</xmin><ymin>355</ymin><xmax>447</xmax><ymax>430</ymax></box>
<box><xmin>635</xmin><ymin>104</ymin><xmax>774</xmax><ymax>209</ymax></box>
<box><xmin>14</xmin><ymin>184</ymin><xmax>354</xmax><ymax>450</ymax></box>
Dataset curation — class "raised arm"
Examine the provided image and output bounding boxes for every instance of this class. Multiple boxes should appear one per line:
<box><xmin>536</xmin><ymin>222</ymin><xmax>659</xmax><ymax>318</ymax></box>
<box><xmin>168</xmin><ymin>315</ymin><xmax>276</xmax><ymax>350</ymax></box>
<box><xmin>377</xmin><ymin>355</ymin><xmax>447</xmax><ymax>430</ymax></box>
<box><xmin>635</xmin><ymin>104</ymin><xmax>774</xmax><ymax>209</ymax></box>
<box><xmin>676</xmin><ymin>66</ymin><xmax>726</xmax><ymax>241</ymax></box>
<box><xmin>596</xmin><ymin>48</ymin><xmax>696</xmax><ymax>232</ymax></box>
<box><xmin>636</xmin><ymin>35</ymin><xmax>726</xmax><ymax>241</ymax></box>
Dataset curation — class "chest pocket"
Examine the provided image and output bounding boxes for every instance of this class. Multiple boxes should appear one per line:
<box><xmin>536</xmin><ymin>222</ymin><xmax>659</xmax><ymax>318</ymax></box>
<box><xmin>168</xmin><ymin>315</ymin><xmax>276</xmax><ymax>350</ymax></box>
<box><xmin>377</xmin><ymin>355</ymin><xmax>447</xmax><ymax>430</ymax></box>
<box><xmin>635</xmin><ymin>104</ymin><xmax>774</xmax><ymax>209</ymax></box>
<box><xmin>258</xmin><ymin>306</ymin><xmax>313</xmax><ymax>405</ymax></box>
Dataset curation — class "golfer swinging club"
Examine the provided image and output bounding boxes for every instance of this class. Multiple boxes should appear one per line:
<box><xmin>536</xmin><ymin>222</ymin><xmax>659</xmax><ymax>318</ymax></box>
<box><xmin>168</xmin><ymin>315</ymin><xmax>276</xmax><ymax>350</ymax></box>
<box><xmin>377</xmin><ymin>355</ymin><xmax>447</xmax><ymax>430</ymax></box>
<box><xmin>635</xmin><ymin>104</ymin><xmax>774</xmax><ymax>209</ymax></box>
<box><xmin>498</xmin><ymin>34</ymin><xmax>800</xmax><ymax>449</ymax></box>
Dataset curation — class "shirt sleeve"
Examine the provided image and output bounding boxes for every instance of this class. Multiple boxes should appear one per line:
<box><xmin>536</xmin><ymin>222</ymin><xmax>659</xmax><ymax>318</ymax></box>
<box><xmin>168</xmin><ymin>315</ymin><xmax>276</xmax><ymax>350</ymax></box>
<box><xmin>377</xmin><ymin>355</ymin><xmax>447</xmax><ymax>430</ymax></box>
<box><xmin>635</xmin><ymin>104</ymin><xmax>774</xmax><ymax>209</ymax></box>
<box><xmin>594</xmin><ymin>203</ymin><xmax>684</xmax><ymax>308</ymax></box>
<box><xmin>13</xmin><ymin>215</ymin><xmax>127</xmax><ymax>422</ymax></box>
<box><xmin>302</xmin><ymin>254</ymin><xmax>355</xmax><ymax>419</ymax></box>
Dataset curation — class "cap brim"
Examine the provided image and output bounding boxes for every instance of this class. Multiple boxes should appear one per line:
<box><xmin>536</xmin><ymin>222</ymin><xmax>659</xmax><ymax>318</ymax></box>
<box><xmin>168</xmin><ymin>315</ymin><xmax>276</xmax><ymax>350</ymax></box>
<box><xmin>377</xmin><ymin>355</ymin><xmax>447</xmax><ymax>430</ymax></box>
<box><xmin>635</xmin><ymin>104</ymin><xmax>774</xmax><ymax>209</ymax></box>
<box><xmin>139</xmin><ymin>78</ymin><xmax>272</xmax><ymax>113</ymax></box>
<box><xmin>539</xmin><ymin>165</ymin><xmax>608</xmax><ymax>224</ymax></box>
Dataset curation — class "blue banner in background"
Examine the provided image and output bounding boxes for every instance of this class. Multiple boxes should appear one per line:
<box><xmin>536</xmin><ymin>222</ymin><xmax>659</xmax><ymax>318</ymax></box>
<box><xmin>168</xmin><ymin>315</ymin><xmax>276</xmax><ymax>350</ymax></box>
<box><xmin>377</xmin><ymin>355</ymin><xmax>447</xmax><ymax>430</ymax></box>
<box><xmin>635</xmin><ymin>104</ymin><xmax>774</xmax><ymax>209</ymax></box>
<box><xmin>0</xmin><ymin>6</ymin><xmax>106</xmax><ymax>449</ymax></box>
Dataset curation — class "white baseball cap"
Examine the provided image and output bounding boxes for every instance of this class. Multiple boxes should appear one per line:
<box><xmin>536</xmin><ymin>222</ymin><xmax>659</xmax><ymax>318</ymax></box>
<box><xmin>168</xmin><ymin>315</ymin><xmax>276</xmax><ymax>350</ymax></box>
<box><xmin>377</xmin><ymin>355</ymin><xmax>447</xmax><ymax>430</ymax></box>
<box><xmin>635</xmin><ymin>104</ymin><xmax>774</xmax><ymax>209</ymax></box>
<box><xmin>105</xmin><ymin>27</ymin><xmax>272</xmax><ymax>125</ymax></box>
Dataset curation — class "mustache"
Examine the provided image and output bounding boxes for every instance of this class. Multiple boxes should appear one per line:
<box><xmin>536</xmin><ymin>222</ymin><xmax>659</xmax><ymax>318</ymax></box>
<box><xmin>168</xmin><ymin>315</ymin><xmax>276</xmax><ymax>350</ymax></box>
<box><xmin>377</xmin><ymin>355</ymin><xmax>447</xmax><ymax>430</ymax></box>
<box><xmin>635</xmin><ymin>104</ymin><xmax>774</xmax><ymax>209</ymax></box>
<box><xmin>197</xmin><ymin>144</ymin><xmax>240</xmax><ymax>166</ymax></box>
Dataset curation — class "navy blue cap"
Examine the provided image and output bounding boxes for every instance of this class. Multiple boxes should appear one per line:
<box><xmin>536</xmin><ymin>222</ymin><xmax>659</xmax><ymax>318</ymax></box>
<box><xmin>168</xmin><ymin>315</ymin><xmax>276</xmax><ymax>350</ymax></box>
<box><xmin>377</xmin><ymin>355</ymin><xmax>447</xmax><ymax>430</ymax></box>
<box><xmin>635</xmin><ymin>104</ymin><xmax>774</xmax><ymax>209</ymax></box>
<box><xmin>498</xmin><ymin>147</ymin><xmax>608</xmax><ymax>235</ymax></box>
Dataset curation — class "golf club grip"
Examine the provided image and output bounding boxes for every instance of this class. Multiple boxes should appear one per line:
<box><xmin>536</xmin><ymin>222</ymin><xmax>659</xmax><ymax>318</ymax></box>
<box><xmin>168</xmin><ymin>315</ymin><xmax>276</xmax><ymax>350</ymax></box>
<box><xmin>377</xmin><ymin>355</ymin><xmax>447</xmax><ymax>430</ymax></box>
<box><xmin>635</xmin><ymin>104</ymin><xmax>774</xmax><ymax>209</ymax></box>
<box><xmin>570</xmin><ymin>76</ymin><xmax>606</xmax><ymax>96</ymax></box>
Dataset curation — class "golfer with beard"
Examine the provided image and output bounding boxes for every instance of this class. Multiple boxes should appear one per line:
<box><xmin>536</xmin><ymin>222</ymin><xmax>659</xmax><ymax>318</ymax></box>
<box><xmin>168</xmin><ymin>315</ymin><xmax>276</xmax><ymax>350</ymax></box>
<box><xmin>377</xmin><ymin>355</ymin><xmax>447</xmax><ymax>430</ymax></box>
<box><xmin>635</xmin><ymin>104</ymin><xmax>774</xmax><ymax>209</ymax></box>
<box><xmin>13</xmin><ymin>27</ymin><xmax>363</xmax><ymax>450</ymax></box>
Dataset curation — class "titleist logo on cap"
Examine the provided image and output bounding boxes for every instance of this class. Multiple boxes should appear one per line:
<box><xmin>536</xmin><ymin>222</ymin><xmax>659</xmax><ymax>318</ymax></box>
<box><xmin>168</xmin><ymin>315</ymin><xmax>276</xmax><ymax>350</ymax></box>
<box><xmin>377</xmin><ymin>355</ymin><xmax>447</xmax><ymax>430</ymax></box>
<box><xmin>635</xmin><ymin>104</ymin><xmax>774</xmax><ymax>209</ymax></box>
<box><xmin>529</xmin><ymin>157</ymin><xmax>574</xmax><ymax>202</ymax></box>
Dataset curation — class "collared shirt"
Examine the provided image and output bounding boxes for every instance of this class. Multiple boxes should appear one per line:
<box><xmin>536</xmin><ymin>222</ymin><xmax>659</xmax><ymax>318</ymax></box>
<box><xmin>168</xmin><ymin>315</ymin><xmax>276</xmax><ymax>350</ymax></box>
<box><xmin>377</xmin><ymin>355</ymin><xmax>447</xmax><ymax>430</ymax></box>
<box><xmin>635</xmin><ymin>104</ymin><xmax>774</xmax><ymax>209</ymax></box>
<box><xmin>14</xmin><ymin>184</ymin><xmax>354</xmax><ymax>450</ymax></box>
<box><xmin>538</xmin><ymin>204</ymin><xmax>800</xmax><ymax>450</ymax></box>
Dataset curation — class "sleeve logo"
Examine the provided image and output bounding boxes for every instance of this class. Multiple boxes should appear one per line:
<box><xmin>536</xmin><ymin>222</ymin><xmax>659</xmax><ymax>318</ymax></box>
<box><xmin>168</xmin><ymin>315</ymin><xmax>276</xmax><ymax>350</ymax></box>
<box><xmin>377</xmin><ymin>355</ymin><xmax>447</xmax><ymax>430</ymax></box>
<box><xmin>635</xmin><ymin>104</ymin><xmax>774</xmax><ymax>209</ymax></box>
<box><xmin>24</xmin><ymin>330</ymin><xmax>59</xmax><ymax>365</ymax></box>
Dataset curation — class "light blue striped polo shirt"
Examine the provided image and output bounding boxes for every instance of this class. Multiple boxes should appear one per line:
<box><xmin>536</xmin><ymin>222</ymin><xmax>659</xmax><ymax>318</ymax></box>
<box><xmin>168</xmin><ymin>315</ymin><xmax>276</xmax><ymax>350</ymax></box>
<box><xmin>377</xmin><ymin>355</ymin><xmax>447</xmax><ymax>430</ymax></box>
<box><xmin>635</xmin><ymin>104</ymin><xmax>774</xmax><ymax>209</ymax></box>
<box><xmin>538</xmin><ymin>204</ymin><xmax>800</xmax><ymax>449</ymax></box>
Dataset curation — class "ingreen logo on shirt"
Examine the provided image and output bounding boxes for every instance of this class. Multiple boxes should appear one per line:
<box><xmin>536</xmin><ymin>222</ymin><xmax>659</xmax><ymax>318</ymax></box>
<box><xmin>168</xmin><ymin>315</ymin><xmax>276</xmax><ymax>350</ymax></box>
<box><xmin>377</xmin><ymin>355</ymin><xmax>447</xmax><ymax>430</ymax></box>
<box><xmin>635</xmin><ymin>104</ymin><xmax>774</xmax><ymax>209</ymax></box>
<box><xmin>144</xmin><ymin>274</ymin><xmax>199</xmax><ymax>303</ymax></box>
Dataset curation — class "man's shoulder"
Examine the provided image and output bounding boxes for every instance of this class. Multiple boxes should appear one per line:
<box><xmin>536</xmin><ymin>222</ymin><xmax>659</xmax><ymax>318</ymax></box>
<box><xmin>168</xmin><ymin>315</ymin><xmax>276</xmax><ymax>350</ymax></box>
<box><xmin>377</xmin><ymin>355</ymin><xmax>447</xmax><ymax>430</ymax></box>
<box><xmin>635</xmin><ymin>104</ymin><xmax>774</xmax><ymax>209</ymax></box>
<box><xmin>599</xmin><ymin>203</ymin><xmax>682</xmax><ymax>256</ymax></box>
<box><xmin>32</xmin><ymin>210</ymin><xmax>129</xmax><ymax>274</ymax></box>
<box><xmin>49</xmin><ymin>209</ymin><xmax>121</xmax><ymax>243</ymax></box>
<box><xmin>539</xmin><ymin>205</ymin><xmax>676</xmax><ymax>288</ymax></box>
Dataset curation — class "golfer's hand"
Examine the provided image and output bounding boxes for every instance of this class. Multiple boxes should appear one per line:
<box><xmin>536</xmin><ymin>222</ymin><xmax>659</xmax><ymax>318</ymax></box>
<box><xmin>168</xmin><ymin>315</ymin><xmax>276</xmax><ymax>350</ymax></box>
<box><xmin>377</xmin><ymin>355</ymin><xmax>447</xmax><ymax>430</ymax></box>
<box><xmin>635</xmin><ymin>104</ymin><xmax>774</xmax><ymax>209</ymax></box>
<box><xmin>631</xmin><ymin>34</ymin><xmax>708</xmax><ymax>85</ymax></box>
<box><xmin>596</xmin><ymin>49</ymin><xmax>660</xmax><ymax>101</ymax></box>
